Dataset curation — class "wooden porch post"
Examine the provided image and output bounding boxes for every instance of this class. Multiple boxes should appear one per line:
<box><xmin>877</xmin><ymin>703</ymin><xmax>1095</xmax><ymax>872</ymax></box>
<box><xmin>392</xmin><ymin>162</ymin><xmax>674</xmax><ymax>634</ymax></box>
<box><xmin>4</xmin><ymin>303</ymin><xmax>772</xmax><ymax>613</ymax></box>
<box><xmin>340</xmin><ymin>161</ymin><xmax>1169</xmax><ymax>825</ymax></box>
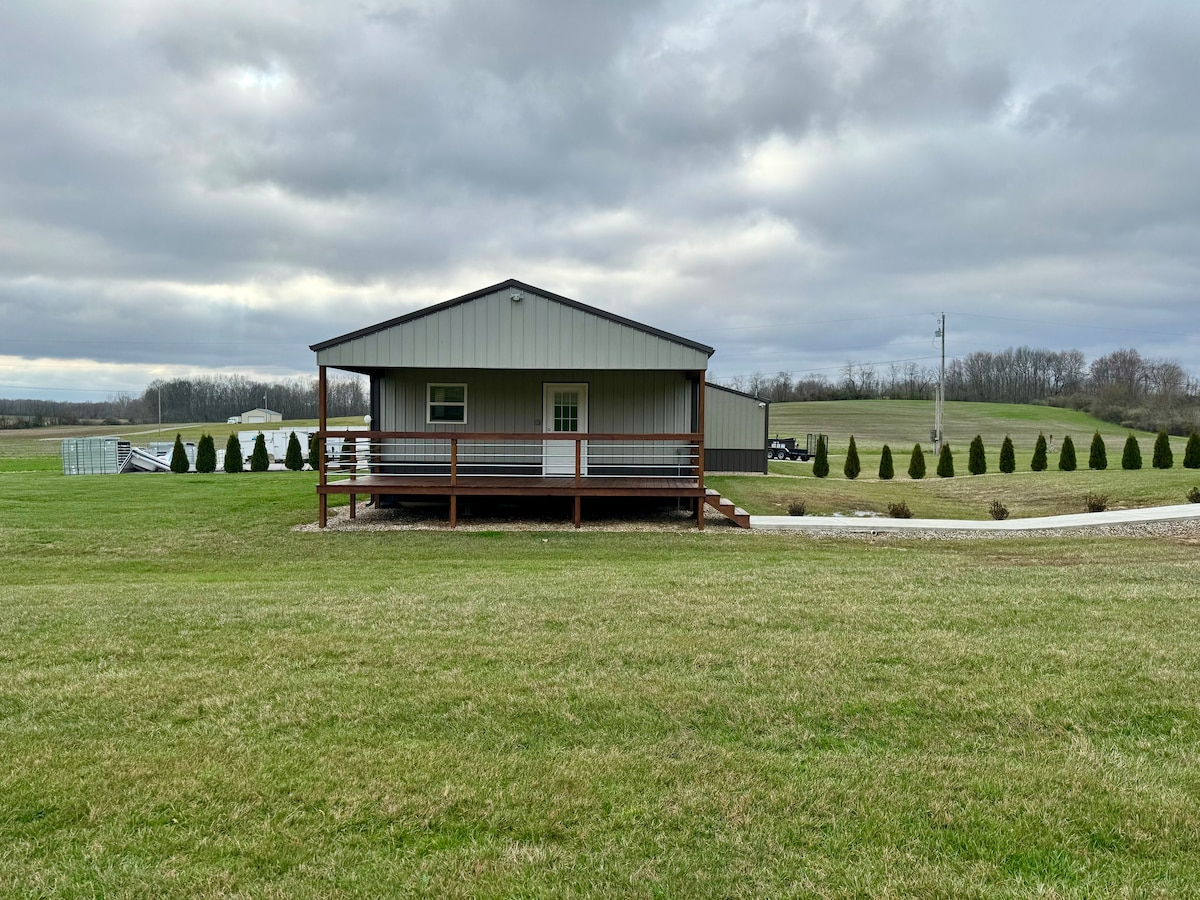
<box><xmin>318</xmin><ymin>365</ymin><xmax>328</xmax><ymax>528</ymax></box>
<box><xmin>696</xmin><ymin>371</ymin><xmax>706</xmax><ymax>530</ymax></box>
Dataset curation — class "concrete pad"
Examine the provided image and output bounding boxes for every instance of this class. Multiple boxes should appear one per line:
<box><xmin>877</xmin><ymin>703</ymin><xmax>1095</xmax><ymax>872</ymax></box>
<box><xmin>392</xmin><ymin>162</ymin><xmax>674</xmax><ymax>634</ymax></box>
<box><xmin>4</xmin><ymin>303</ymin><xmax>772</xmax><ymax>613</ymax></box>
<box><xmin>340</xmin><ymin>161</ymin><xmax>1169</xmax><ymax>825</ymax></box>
<box><xmin>750</xmin><ymin>504</ymin><xmax>1200</xmax><ymax>533</ymax></box>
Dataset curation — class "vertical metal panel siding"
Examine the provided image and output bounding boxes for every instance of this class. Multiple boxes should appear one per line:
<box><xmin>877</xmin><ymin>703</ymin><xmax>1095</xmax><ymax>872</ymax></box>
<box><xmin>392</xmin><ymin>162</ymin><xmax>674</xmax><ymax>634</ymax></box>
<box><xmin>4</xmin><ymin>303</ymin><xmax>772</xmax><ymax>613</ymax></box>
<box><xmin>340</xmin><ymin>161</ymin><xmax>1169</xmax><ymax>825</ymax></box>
<box><xmin>704</xmin><ymin>386</ymin><xmax>766</xmax><ymax>449</ymax></box>
<box><xmin>316</xmin><ymin>289</ymin><xmax>710</xmax><ymax>370</ymax></box>
<box><xmin>378</xmin><ymin>369</ymin><xmax>690</xmax><ymax>433</ymax></box>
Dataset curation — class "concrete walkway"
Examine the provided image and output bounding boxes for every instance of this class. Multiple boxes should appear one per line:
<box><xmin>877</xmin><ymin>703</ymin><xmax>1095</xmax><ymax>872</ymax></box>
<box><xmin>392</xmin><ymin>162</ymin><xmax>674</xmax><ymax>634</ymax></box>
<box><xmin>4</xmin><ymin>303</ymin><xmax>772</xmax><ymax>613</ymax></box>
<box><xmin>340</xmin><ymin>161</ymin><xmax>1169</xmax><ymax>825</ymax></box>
<box><xmin>751</xmin><ymin>503</ymin><xmax>1200</xmax><ymax>533</ymax></box>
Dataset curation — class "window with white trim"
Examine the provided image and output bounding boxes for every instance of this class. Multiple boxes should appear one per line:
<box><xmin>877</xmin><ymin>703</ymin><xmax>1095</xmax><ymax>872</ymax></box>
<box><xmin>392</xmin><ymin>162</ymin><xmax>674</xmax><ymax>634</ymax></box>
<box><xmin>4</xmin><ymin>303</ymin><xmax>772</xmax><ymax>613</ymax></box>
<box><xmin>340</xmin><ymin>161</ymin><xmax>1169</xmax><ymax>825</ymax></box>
<box><xmin>427</xmin><ymin>383</ymin><xmax>467</xmax><ymax>424</ymax></box>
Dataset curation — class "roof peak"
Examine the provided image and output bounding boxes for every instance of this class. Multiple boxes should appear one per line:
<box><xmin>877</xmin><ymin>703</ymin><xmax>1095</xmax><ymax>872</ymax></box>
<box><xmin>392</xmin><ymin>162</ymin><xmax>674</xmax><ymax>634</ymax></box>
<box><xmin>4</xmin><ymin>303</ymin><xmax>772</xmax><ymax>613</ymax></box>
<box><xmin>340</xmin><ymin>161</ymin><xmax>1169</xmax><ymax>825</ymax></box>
<box><xmin>310</xmin><ymin>280</ymin><xmax>714</xmax><ymax>356</ymax></box>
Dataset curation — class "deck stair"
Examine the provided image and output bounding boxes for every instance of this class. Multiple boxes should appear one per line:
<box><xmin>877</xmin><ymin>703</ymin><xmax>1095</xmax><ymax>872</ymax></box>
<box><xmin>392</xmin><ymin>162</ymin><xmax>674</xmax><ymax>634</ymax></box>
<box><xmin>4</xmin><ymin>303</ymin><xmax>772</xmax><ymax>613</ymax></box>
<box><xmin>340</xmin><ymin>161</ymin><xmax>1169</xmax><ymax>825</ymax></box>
<box><xmin>705</xmin><ymin>488</ymin><xmax>751</xmax><ymax>528</ymax></box>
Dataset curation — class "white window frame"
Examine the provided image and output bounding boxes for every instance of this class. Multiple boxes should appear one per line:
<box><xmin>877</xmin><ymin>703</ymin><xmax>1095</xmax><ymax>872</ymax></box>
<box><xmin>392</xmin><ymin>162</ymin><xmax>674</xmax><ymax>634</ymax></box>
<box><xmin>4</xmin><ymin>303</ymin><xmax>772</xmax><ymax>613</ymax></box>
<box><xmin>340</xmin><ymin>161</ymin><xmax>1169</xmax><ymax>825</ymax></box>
<box><xmin>426</xmin><ymin>383</ymin><xmax>467</xmax><ymax>425</ymax></box>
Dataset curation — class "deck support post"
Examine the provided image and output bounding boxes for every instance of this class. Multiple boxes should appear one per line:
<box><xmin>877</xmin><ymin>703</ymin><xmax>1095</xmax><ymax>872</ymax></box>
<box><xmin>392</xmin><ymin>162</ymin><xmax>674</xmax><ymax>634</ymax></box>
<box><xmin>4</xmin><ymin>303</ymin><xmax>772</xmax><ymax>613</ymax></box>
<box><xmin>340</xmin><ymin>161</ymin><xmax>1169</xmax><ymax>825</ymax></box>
<box><xmin>573</xmin><ymin>495</ymin><xmax>581</xmax><ymax>528</ymax></box>
<box><xmin>694</xmin><ymin>370</ymin><xmax>706</xmax><ymax>530</ymax></box>
<box><xmin>449</xmin><ymin>494</ymin><xmax>457</xmax><ymax>528</ymax></box>
<box><xmin>349</xmin><ymin>494</ymin><xmax>356</xmax><ymax>520</ymax></box>
<box><xmin>317</xmin><ymin>365</ymin><xmax>328</xmax><ymax>528</ymax></box>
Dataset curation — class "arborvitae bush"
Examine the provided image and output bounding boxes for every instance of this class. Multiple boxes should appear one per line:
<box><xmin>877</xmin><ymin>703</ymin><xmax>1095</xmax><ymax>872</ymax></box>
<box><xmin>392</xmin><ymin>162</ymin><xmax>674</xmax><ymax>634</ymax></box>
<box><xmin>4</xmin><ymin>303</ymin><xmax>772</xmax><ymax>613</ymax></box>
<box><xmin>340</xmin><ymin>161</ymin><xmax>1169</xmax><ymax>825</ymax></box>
<box><xmin>1089</xmin><ymin>431</ymin><xmax>1108</xmax><ymax>470</ymax></box>
<box><xmin>989</xmin><ymin>499</ymin><xmax>1009</xmax><ymax>520</ymax></box>
<box><xmin>285</xmin><ymin>431</ymin><xmax>304</xmax><ymax>471</ymax></box>
<box><xmin>1184</xmin><ymin>431</ymin><xmax>1200</xmax><ymax>469</ymax></box>
<box><xmin>224</xmin><ymin>434</ymin><xmax>243</xmax><ymax>473</ymax></box>
<box><xmin>887</xmin><ymin>500</ymin><xmax>913</xmax><ymax>518</ymax></box>
<box><xmin>1031</xmin><ymin>433</ymin><xmax>1048</xmax><ymax>471</ymax></box>
<box><xmin>936</xmin><ymin>442</ymin><xmax>954</xmax><ymax>478</ymax></box>
<box><xmin>340</xmin><ymin>437</ymin><xmax>357</xmax><ymax>473</ymax></box>
<box><xmin>195</xmin><ymin>434</ymin><xmax>217</xmax><ymax>473</ymax></box>
<box><xmin>250</xmin><ymin>433</ymin><xmax>270</xmax><ymax>472</ymax></box>
<box><xmin>1152</xmin><ymin>430</ymin><xmax>1173</xmax><ymax>469</ymax></box>
<box><xmin>787</xmin><ymin>498</ymin><xmax>806</xmax><ymax>516</ymax></box>
<box><xmin>878</xmin><ymin>444</ymin><xmax>894</xmax><ymax>480</ymax></box>
<box><xmin>812</xmin><ymin>435</ymin><xmax>829</xmax><ymax>478</ymax></box>
<box><xmin>308</xmin><ymin>433</ymin><xmax>321</xmax><ymax>471</ymax></box>
<box><xmin>908</xmin><ymin>444</ymin><xmax>926</xmax><ymax>480</ymax></box>
<box><xmin>968</xmin><ymin>435</ymin><xmax>986</xmax><ymax>475</ymax></box>
<box><xmin>1122</xmin><ymin>434</ymin><xmax>1142</xmax><ymax>470</ymax></box>
<box><xmin>843</xmin><ymin>436</ymin><xmax>860</xmax><ymax>480</ymax></box>
<box><xmin>170</xmin><ymin>434</ymin><xmax>190</xmax><ymax>473</ymax></box>
<box><xmin>999</xmin><ymin>435</ymin><xmax>1015</xmax><ymax>473</ymax></box>
<box><xmin>1058</xmin><ymin>435</ymin><xmax>1077</xmax><ymax>471</ymax></box>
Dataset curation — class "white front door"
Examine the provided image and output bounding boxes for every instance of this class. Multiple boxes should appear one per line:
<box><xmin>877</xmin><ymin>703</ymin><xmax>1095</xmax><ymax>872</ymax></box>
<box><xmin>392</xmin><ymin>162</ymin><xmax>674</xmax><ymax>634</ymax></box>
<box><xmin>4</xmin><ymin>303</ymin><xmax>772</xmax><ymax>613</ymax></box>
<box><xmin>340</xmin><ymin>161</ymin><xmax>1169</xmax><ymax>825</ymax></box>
<box><xmin>543</xmin><ymin>383</ymin><xmax>588</xmax><ymax>476</ymax></box>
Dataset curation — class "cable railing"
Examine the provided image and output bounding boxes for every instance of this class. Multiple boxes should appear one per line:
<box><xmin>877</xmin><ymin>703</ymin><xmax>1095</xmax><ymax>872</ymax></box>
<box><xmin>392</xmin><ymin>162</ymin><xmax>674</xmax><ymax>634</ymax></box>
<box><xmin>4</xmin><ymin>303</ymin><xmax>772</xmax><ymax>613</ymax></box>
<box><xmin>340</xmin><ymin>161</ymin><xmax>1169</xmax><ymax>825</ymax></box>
<box><xmin>317</xmin><ymin>431</ymin><xmax>704</xmax><ymax>483</ymax></box>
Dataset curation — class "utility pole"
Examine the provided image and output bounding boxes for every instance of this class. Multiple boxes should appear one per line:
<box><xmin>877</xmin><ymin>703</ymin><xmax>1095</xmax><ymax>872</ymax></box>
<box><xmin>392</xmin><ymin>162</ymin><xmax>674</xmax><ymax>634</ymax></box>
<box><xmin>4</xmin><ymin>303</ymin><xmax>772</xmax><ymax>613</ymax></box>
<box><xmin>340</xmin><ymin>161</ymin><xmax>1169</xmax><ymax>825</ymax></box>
<box><xmin>933</xmin><ymin>313</ymin><xmax>945</xmax><ymax>454</ymax></box>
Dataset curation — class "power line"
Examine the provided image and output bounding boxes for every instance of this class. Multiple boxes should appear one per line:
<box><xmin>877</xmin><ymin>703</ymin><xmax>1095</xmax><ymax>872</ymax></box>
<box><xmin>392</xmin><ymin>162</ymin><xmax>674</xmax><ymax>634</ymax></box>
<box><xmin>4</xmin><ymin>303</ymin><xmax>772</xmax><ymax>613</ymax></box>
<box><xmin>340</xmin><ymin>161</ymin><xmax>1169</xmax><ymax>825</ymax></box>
<box><xmin>711</xmin><ymin>354</ymin><xmax>946</xmax><ymax>382</ymax></box>
<box><xmin>950</xmin><ymin>311</ymin><xmax>1186</xmax><ymax>338</ymax></box>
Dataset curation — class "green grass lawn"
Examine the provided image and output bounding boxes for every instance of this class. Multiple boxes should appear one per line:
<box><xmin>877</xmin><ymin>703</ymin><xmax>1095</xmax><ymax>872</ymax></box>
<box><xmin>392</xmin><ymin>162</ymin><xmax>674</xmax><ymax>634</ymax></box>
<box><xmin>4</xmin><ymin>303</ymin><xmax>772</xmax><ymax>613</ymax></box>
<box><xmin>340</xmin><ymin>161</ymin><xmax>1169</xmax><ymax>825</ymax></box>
<box><xmin>725</xmin><ymin>400</ymin><xmax>1200</xmax><ymax>518</ymax></box>
<box><xmin>2</xmin><ymin>467</ymin><xmax>1200</xmax><ymax>897</ymax></box>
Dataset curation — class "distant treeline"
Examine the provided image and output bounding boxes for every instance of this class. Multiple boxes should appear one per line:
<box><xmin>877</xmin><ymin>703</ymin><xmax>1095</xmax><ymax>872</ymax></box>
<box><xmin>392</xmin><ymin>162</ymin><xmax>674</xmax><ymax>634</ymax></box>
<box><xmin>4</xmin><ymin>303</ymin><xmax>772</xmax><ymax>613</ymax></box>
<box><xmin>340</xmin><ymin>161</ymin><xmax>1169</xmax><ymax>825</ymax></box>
<box><xmin>0</xmin><ymin>374</ymin><xmax>367</xmax><ymax>428</ymax></box>
<box><xmin>719</xmin><ymin>346</ymin><xmax>1200</xmax><ymax>435</ymax></box>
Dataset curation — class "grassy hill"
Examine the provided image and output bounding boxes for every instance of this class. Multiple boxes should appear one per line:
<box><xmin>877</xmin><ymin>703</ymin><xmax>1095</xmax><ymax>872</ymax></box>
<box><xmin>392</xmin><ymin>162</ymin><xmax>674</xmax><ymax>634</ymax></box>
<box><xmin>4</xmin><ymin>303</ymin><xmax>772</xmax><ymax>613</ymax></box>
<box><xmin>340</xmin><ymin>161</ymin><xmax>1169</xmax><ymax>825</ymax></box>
<box><xmin>768</xmin><ymin>399</ymin><xmax>1153</xmax><ymax>449</ymax></box>
<box><xmin>708</xmin><ymin>400</ymin><xmax>1199</xmax><ymax>518</ymax></box>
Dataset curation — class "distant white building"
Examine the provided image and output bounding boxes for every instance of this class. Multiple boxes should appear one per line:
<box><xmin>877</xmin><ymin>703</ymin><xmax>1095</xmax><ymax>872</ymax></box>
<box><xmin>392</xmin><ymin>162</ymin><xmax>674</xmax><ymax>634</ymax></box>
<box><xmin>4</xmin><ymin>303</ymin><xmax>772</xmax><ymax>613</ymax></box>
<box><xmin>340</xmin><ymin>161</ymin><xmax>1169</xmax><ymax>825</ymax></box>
<box><xmin>237</xmin><ymin>408</ymin><xmax>283</xmax><ymax>424</ymax></box>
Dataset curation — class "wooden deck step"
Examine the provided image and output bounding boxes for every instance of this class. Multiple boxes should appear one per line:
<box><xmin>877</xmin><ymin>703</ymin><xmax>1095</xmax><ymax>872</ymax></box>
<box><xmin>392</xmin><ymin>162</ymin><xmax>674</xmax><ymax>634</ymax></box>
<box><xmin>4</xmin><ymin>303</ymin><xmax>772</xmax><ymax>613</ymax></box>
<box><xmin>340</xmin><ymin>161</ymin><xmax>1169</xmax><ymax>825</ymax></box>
<box><xmin>704</xmin><ymin>488</ymin><xmax>751</xmax><ymax>528</ymax></box>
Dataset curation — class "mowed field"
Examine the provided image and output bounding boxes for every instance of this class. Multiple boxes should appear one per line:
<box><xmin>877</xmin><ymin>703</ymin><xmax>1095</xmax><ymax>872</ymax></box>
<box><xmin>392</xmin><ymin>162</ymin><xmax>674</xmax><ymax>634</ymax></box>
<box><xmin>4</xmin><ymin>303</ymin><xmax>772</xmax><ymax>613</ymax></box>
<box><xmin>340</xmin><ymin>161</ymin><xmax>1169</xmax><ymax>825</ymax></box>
<box><xmin>714</xmin><ymin>400</ymin><xmax>1200</xmax><ymax>518</ymax></box>
<box><xmin>2</xmin><ymin>418</ymin><xmax>1200</xmax><ymax>897</ymax></box>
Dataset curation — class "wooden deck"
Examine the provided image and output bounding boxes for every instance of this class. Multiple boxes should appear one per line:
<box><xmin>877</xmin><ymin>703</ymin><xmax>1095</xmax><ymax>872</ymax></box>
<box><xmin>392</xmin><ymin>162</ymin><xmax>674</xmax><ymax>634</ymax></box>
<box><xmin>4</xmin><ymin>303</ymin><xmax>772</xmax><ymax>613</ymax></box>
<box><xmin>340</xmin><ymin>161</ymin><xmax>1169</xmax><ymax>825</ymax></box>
<box><xmin>317</xmin><ymin>475</ymin><xmax>707</xmax><ymax>529</ymax></box>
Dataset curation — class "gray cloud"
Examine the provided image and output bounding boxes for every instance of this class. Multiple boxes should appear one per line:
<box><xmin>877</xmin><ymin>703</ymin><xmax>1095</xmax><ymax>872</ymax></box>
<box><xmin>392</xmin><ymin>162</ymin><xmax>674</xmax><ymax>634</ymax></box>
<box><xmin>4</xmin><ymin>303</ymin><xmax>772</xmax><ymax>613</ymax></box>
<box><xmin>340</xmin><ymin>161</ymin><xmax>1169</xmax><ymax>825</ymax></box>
<box><xmin>1</xmin><ymin>0</ymin><xmax>1198</xmax><ymax>398</ymax></box>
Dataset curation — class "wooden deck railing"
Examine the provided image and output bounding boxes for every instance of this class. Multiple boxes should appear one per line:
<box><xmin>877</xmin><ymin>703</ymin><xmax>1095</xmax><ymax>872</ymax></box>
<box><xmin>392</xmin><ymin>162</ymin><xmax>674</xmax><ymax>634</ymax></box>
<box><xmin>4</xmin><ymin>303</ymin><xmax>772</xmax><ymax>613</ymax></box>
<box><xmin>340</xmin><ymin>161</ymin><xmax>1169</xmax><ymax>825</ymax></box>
<box><xmin>317</xmin><ymin>430</ymin><xmax>704</xmax><ymax>487</ymax></box>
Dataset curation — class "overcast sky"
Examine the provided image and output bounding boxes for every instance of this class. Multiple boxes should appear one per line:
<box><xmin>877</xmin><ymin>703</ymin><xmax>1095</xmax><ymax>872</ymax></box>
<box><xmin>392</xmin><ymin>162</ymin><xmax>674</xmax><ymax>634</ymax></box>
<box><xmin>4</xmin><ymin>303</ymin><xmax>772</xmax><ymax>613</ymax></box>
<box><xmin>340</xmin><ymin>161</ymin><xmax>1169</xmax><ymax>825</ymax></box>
<box><xmin>3</xmin><ymin>0</ymin><xmax>1199</xmax><ymax>400</ymax></box>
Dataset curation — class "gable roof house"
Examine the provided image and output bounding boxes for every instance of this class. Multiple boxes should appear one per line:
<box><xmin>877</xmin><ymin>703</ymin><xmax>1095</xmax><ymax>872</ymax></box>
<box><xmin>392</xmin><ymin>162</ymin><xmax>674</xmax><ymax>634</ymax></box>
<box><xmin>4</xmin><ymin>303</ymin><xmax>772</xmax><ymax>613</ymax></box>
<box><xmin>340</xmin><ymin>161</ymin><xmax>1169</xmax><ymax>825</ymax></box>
<box><xmin>310</xmin><ymin>279</ymin><xmax>764</xmax><ymax>528</ymax></box>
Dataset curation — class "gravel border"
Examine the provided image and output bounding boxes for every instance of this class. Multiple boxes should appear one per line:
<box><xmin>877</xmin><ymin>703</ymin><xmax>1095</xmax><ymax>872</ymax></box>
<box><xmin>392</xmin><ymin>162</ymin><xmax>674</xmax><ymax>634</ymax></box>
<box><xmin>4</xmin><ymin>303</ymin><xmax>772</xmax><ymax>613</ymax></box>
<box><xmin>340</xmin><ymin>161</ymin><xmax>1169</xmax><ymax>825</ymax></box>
<box><xmin>294</xmin><ymin>504</ymin><xmax>1200</xmax><ymax>540</ymax></box>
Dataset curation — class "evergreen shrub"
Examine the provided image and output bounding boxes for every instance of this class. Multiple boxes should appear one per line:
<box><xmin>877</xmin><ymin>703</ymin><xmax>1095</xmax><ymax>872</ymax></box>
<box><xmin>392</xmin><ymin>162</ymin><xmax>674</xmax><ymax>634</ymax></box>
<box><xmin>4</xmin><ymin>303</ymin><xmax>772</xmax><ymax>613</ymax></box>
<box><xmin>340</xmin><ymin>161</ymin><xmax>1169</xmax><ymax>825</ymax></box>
<box><xmin>908</xmin><ymin>444</ymin><xmax>925</xmax><ymax>480</ymax></box>
<box><xmin>1184</xmin><ymin>431</ymin><xmax>1200</xmax><ymax>469</ymax></box>
<box><xmin>195</xmin><ymin>434</ymin><xmax>217</xmax><ymax>473</ymax></box>
<box><xmin>968</xmin><ymin>435</ymin><xmax>986</xmax><ymax>475</ymax></box>
<box><xmin>878</xmin><ymin>444</ymin><xmax>894</xmax><ymax>480</ymax></box>
<box><xmin>936</xmin><ymin>443</ymin><xmax>954</xmax><ymax>478</ymax></box>
<box><xmin>250</xmin><ymin>434</ymin><xmax>270</xmax><ymax>472</ymax></box>
<box><xmin>170</xmin><ymin>434</ymin><xmax>189</xmax><ymax>474</ymax></box>
<box><xmin>812</xmin><ymin>435</ymin><xmax>829</xmax><ymax>478</ymax></box>
<box><xmin>1152</xmin><ymin>431</ymin><xmax>1173</xmax><ymax>469</ymax></box>
<box><xmin>1058</xmin><ymin>435</ymin><xmax>1077</xmax><ymax>471</ymax></box>
<box><xmin>989</xmin><ymin>500</ymin><xmax>1009</xmax><ymax>520</ymax></box>
<box><xmin>1031</xmin><ymin>433</ymin><xmax>1048</xmax><ymax>471</ymax></box>
<box><xmin>843</xmin><ymin>436</ymin><xmax>860</xmax><ymax>480</ymax></box>
<box><xmin>285</xmin><ymin>432</ymin><xmax>304</xmax><ymax>471</ymax></box>
<box><xmin>1089</xmin><ymin>432</ymin><xmax>1108</xmax><ymax>470</ymax></box>
<box><xmin>308</xmin><ymin>433</ymin><xmax>321</xmax><ymax>471</ymax></box>
<box><xmin>999</xmin><ymin>435</ymin><xmax>1015</xmax><ymax>473</ymax></box>
<box><xmin>224</xmin><ymin>434</ymin><xmax>243</xmax><ymax>473</ymax></box>
<box><xmin>887</xmin><ymin>501</ymin><xmax>913</xmax><ymax>519</ymax></box>
<box><xmin>1121</xmin><ymin>434</ymin><xmax>1142</xmax><ymax>470</ymax></box>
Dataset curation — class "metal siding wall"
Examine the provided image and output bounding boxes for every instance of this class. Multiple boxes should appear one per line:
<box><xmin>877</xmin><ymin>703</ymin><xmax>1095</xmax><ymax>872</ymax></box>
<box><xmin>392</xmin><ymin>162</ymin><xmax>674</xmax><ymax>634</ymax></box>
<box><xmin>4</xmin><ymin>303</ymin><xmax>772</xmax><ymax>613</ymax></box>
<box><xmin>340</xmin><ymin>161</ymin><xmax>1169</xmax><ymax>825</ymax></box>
<box><xmin>379</xmin><ymin>369</ymin><xmax>690</xmax><ymax>433</ymax></box>
<box><xmin>705</xmin><ymin>386</ymin><xmax>766</xmax><ymax>449</ymax></box>
<box><xmin>316</xmin><ymin>288</ymin><xmax>710</xmax><ymax>370</ymax></box>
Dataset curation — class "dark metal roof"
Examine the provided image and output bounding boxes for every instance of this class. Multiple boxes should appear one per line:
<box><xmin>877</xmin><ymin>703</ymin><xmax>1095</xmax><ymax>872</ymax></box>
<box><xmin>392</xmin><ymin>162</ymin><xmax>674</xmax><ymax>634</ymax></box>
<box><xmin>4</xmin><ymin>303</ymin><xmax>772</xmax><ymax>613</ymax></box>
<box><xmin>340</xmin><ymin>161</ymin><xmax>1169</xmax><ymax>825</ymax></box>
<box><xmin>705</xmin><ymin>381</ymin><xmax>769</xmax><ymax>403</ymax></box>
<box><xmin>309</xmin><ymin>278</ymin><xmax>715</xmax><ymax>356</ymax></box>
